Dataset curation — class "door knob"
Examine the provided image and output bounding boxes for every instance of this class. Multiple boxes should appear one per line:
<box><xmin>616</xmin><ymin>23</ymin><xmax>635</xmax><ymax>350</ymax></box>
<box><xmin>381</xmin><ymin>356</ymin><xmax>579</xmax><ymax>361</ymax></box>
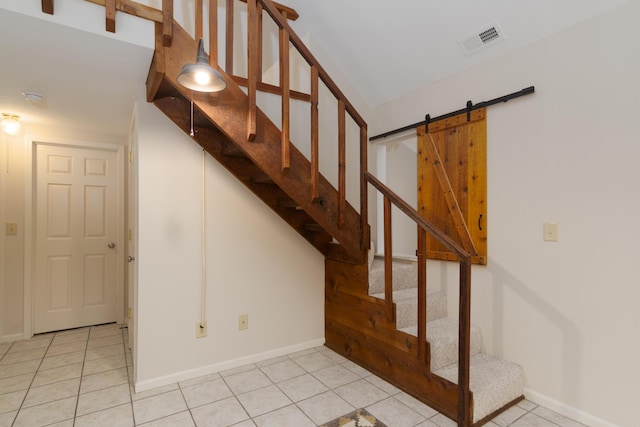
<box><xmin>108</xmin><ymin>242</ymin><xmax>116</xmax><ymax>249</ymax></box>
<box><xmin>127</xmin><ymin>256</ymin><xmax>135</xmax><ymax>263</ymax></box>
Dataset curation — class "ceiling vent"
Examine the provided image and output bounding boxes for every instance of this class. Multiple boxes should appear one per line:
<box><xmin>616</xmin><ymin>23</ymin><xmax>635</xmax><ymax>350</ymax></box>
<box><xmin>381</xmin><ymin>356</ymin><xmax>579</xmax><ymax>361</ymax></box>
<box><xmin>459</xmin><ymin>22</ymin><xmax>505</xmax><ymax>56</ymax></box>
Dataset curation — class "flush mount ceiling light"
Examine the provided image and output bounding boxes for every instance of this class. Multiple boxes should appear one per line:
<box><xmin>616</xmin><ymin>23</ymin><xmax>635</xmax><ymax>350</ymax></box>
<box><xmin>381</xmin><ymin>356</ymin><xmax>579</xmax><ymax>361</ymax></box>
<box><xmin>1</xmin><ymin>114</ymin><xmax>22</xmax><ymax>135</ymax></box>
<box><xmin>177</xmin><ymin>38</ymin><xmax>226</xmax><ymax>92</ymax></box>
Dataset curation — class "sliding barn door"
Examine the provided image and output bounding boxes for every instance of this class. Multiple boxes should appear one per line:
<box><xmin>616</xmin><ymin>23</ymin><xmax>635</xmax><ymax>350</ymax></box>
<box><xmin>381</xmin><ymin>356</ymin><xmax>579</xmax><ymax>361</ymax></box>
<box><xmin>417</xmin><ymin>109</ymin><xmax>487</xmax><ymax>265</ymax></box>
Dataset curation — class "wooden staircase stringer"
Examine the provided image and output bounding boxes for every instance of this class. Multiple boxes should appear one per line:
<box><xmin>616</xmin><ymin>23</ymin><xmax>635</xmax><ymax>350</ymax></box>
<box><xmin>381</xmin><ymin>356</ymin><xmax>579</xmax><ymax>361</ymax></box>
<box><xmin>324</xmin><ymin>258</ymin><xmax>465</xmax><ymax>422</ymax></box>
<box><xmin>146</xmin><ymin>21</ymin><xmax>365</xmax><ymax>262</ymax></box>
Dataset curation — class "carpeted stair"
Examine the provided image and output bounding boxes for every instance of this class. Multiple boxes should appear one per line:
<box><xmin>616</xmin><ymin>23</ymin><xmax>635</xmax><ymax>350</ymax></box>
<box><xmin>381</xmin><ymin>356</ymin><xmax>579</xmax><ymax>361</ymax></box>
<box><xmin>368</xmin><ymin>258</ymin><xmax>525</xmax><ymax>423</ymax></box>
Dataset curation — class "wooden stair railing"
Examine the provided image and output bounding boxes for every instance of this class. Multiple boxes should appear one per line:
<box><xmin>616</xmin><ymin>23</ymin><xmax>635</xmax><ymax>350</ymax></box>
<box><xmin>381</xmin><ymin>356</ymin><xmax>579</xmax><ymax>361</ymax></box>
<box><xmin>42</xmin><ymin>1</ymin><xmax>483</xmax><ymax>425</ymax></box>
<box><xmin>364</xmin><ymin>171</ymin><xmax>474</xmax><ymax>426</ymax></box>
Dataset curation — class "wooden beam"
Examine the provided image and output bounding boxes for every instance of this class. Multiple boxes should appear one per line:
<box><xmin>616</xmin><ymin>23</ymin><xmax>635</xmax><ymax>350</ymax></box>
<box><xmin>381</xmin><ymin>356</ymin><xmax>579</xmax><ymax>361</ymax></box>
<box><xmin>42</xmin><ymin>0</ymin><xmax>54</xmax><ymax>15</ymax></box>
<box><xmin>84</xmin><ymin>0</ymin><xmax>163</xmax><ymax>23</ymax></box>
<box><xmin>230</xmin><ymin>76</ymin><xmax>310</xmax><ymax>102</ymax></box>
<box><xmin>240</xmin><ymin>0</ymin><xmax>298</xmax><ymax>21</ymax></box>
<box><xmin>106</xmin><ymin>0</ymin><xmax>116</xmax><ymax>32</ymax></box>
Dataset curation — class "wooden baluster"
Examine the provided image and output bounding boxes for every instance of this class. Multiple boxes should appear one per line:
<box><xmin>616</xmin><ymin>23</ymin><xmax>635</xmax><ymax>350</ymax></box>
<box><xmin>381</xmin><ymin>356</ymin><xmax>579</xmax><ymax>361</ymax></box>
<box><xmin>209</xmin><ymin>0</ymin><xmax>218</xmax><ymax>65</ymax></box>
<box><xmin>106</xmin><ymin>0</ymin><xmax>116</xmax><ymax>32</ymax></box>
<box><xmin>310</xmin><ymin>66</ymin><xmax>319</xmax><ymax>202</ymax></box>
<box><xmin>162</xmin><ymin>0</ymin><xmax>173</xmax><ymax>46</ymax></box>
<box><xmin>195</xmin><ymin>0</ymin><xmax>203</xmax><ymax>40</ymax></box>
<box><xmin>383</xmin><ymin>196</ymin><xmax>394</xmax><ymax>322</ymax></box>
<box><xmin>225</xmin><ymin>0</ymin><xmax>234</xmax><ymax>74</ymax></box>
<box><xmin>42</xmin><ymin>0</ymin><xmax>54</xmax><ymax>14</ymax></box>
<box><xmin>338</xmin><ymin>99</ymin><xmax>346</xmax><ymax>228</ymax></box>
<box><xmin>360</xmin><ymin>124</ymin><xmax>368</xmax><ymax>246</ymax></box>
<box><xmin>247</xmin><ymin>0</ymin><xmax>258</xmax><ymax>141</ymax></box>
<box><xmin>458</xmin><ymin>259</ymin><xmax>472</xmax><ymax>426</ymax></box>
<box><xmin>279</xmin><ymin>11</ymin><xmax>290</xmax><ymax>170</ymax></box>
<box><xmin>417</xmin><ymin>226</ymin><xmax>428</xmax><ymax>364</ymax></box>
<box><xmin>257</xmin><ymin>2</ymin><xmax>263</xmax><ymax>83</ymax></box>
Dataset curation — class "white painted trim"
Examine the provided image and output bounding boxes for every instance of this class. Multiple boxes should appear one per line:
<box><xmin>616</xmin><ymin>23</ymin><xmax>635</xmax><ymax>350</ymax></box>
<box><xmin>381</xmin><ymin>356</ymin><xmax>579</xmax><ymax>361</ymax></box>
<box><xmin>0</xmin><ymin>333</ymin><xmax>24</xmax><ymax>343</ymax></box>
<box><xmin>524</xmin><ymin>388</ymin><xmax>619</xmax><ymax>427</ymax></box>
<box><xmin>134</xmin><ymin>338</ymin><xmax>326</xmax><ymax>393</ymax></box>
<box><xmin>23</xmin><ymin>137</ymin><xmax>126</xmax><ymax>337</ymax></box>
<box><xmin>23</xmin><ymin>137</ymin><xmax>34</xmax><ymax>340</ymax></box>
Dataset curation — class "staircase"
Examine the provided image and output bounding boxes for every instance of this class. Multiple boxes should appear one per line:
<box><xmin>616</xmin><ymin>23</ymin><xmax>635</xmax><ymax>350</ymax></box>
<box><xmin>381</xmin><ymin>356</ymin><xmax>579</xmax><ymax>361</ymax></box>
<box><xmin>369</xmin><ymin>259</ymin><xmax>525</xmax><ymax>423</ymax></box>
<box><xmin>56</xmin><ymin>0</ymin><xmax>526</xmax><ymax>424</ymax></box>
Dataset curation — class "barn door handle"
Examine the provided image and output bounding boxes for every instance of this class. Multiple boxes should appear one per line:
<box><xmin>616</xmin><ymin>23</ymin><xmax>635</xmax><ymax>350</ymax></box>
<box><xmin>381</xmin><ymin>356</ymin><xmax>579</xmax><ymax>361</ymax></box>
<box><xmin>478</xmin><ymin>214</ymin><xmax>483</xmax><ymax>231</ymax></box>
<box><xmin>108</xmin><ymin>242</ymin><xmax>116</xmax><ymax>249</ymax></box>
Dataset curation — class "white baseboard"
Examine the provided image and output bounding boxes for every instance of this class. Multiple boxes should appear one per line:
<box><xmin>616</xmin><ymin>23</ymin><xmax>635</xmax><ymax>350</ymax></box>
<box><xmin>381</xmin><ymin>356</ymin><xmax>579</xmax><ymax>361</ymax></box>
<box><xmin>0</xmin><ymin>333</ymin><xmax>24</xmax><ymax>343</ymax></box>
<box><xmin>524</xmin><ymin>388</ymin><xmax>619</xmax><ymax>427</ymax></box>
<box><xmin>134</xmin><ymin>338</ymin><xmax>325</xmax><ymax>393</ymax></box>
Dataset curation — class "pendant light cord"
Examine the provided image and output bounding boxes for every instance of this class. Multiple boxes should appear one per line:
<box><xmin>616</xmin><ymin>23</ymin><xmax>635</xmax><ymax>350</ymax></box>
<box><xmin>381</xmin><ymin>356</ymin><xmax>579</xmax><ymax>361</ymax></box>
<box><xmin>201</xmin><ymin>148</ymin><xmax>207</xmax><ymax>327</ymax></box>
<box><xmin>190</xmin><ymin>94</ymin><xmax>195</xmax><ymax>137</ymax></box>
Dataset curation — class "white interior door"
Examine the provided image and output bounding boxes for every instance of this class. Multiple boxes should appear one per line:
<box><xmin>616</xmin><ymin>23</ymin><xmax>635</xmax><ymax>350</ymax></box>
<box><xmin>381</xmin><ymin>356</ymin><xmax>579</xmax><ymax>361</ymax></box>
<box><xmin>34</xmin><ymin>143</ymin><xmax>120</xmax><ymax>333</ymax></box>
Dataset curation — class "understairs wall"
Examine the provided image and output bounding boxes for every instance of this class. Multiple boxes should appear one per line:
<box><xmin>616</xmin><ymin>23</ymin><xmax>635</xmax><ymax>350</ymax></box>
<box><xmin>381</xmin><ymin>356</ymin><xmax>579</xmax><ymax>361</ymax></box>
<box><xmin>133</xmin><ymin>98</ymin><xmax>325</xmax><ymax>391</ymax></box>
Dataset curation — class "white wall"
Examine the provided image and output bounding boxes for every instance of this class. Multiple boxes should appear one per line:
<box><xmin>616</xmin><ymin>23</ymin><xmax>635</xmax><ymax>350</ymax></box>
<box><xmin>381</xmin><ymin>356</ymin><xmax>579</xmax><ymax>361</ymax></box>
<box><xmin>371</xmin><ymin>3</ymin><xmax>639</xmax><ymax>426</ymax></box>
<box><xmin>133</xmin><ymin>99</ymin><xmax>325</xmax><ymax>390</ymax></box>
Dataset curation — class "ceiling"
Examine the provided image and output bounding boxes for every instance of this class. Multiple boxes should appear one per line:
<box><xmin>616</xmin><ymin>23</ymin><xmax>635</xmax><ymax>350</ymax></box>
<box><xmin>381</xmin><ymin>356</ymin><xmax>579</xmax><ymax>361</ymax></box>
<box><xmin>0</xmin><ymin>0</ymin><xmax>630</xmax><ymax>137</ymax></box>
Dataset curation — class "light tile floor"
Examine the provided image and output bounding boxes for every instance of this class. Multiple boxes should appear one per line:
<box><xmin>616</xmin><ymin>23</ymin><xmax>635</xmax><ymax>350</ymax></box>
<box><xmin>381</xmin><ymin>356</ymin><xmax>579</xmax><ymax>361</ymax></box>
<box><xmin>0</xmin><ymin>324</ymin><xmax>587</xmax><ymax>426</ymax></box>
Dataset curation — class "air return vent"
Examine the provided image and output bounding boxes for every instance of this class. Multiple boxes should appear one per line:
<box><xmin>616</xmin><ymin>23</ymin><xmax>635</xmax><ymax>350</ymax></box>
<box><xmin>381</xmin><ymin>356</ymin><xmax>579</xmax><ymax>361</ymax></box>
<box><xmin>459</xmin><ymin>22</ymin><xmax>504</xmax><ymax>56</ymax></box>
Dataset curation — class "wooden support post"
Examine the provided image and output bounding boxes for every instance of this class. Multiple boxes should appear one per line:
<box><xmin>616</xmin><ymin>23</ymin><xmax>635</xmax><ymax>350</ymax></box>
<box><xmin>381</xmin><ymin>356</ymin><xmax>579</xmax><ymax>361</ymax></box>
<box><xmin>162</xmin><ymin>0</ymin><xmax>173</xmax><ymax>46</ymax></box>
<box><xmin>338</xmin><ymin>100</ymin><xmax>346</xmax><ymax>228</ymax></box>
<box><xmin>279</xmin><ymin>12</ymin><xmax>290</xmax><ymax>170</ymax></box>
<box><xmin>225</xmin><ymin>0</ymin><xmax>234</xmax><ymax>74</ymax></box>
<box><xmin>257</xmin><ymin>3</ymin><xmax>263</xmax><ymax>83</ymax></box>
<box><xmin>417</xmin><ymin>226</ymin><xmax>428</xmax><ymax>364</ymax></box>
<box><xmin>360</xmin><ymin>124</ymin><xmax>369</xmax><ymax>246</ymax></box>
<box><xmin>195</xmin><ymin>0</ymin><xmax>203</xmax><ymax>40</ymax></box>
<box><xmin>106</xmin><ymin>0</ymin><xmax>116</xmax><ymax>32</ymax></box>
<box><xmin>383</xmin><ymin>196</ymin><xmax>394</xmax><ymax>323</ymax></box>
<box><xmin>310</xmin><ymin>66</ymin><xmax>319</xmax><ymax>202</ymax></box>
<box><xmin>247</xmin><ymin>0</ymin><xmax>258</xmax><ymax>141</ymax></box>
<box><xmin>209</xmin><ymin>0</ymin><xmax>218</xmax><ymax>65</ymax></box>
<box><xmin>42</xmin><ymin>0</ymin><xmax>54</xmax><ymax>14</ymax></box>
<box><xmin>458</xmin><ymin>259</ymin><xmax>472</xmax><ymax>426</ymax></box>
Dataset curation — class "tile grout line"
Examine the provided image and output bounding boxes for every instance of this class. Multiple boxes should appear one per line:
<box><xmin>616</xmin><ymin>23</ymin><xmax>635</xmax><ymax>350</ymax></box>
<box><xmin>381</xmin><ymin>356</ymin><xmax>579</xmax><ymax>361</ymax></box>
<box><xmin>70</xmin><ymin>327</ymin><xmax>91</xmax><ymax>425</ymax></box>
<box><xmin>11</xmin><ymin>333</ymin><xmax>56</xmax><ymax>426</ymax></box>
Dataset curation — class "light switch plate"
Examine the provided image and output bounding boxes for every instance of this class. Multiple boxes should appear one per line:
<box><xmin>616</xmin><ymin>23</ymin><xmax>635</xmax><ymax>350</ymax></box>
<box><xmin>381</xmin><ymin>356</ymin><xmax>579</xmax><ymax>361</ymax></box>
<box><xmin>238</xmin><ymin>314</ymin><xmax>248</xmax><ymax>330</ymax></box>
<box><xmin>6</xmin><ymin>222</ymin><xmax>17</xmax><ymax>236</ymax></box>
<box><xmin>543</xmin><ymin>222</ymin><xmax>558</xmax><ymax>242</ymax></box>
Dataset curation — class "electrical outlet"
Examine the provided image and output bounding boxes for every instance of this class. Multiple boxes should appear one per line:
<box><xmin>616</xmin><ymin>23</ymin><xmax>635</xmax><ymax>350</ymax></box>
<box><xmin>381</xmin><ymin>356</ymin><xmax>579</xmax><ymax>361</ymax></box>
<box><xmin>238</xmin><ymin>314</ymin><xmax>248</xmax><ymax>330</ymax></box>
<box><xmin>127</xmin><ymin>308</ymin><xmax>132</xmax><ymax>319</ymax></box>
<box><xmin>196</xmin><ymin>321</ymin><xmax>207</xmax><ymax>338</ymax></box>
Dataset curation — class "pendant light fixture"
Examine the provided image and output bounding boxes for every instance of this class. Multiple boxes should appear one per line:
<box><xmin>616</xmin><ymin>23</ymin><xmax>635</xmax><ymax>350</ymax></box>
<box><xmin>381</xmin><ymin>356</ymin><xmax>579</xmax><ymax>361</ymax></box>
<box><xmin>1</xmin><ymin>114</ymin><xmax>22</xmax><ymax>135</ymax></box>
<box><xmin>177</xmin><ymin>38</ymin><xmax>226</xmax><ymax>93</ymax></box>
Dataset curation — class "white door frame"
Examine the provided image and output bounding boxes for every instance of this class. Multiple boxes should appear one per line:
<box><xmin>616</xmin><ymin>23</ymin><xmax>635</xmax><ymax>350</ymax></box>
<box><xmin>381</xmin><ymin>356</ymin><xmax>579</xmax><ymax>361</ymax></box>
<box><xmin>23</xmin><ymin>137</ymin><xmax>126</xmax><ymax>339</ymax></box>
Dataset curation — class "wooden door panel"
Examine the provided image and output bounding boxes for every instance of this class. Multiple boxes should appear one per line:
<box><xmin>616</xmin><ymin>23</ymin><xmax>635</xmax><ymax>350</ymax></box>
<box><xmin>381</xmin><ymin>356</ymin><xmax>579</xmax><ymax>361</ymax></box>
<box><xmin>35</xmin><ymin>144</ymin><xmax>119</xmax><ymax>333</ymax></box>
<box><xmin>417</xmin><ymin>109</ymin><xmax>487</xmax><ymax>265</ymax></box>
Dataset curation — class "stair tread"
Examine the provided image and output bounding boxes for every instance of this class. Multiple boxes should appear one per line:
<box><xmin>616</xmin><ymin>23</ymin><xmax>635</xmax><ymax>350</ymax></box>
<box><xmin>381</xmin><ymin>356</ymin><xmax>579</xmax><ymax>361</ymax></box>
<box><xmin>400</xmin><ymin>317</ymin><xmax>482</xmax><ymax>371</ymax></box>
<box><xmin>434</xmin><ymin>353</ymin><xmax>525</xmax><ymax>423</ymax></box>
